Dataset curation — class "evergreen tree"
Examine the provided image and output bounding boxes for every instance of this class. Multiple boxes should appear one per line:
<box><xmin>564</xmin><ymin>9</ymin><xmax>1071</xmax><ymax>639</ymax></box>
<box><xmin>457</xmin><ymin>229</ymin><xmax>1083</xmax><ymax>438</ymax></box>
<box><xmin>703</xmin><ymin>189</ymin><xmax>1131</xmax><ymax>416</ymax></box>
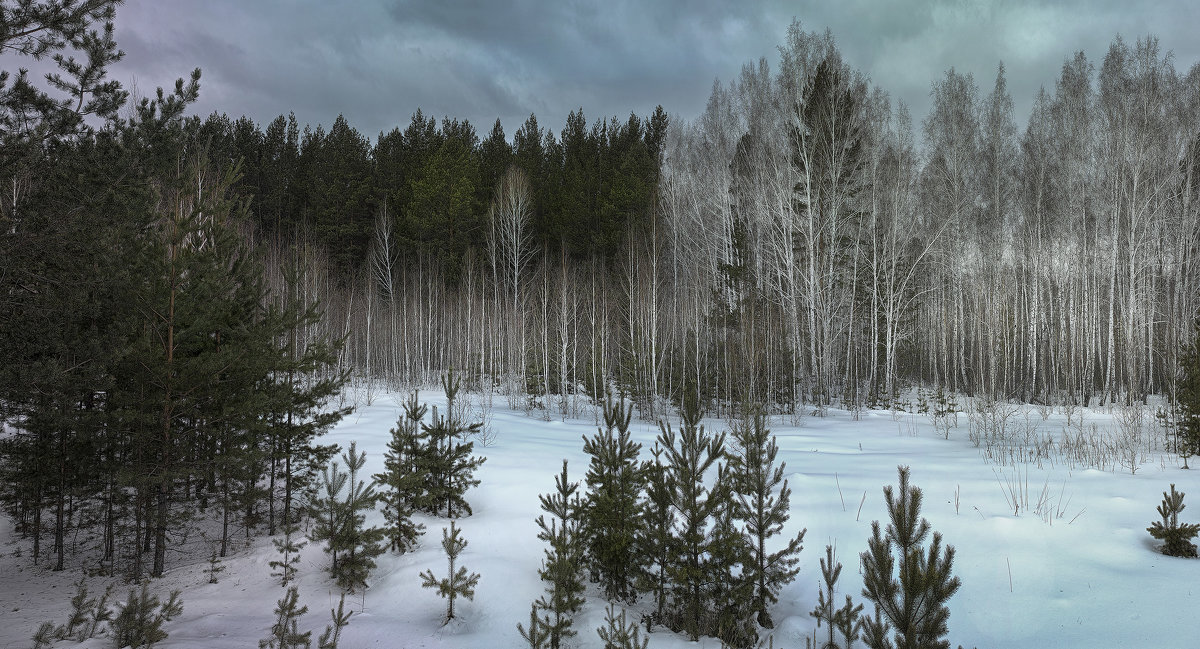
<box><xmin>309</xmin><ymin>442</ymin><xmax>386</xmax><ymax>592</ymax></box>
<box><xmin>1174</xmin><ymin>332</ymin><xmax>1200</xmax><ymax>467</ymax></box>
<box><xmin>811</xmin><ymin>544</ymin><xmax>863</xmax><ymax>649</ymax></box>
<box><xmin>635</xmin><ymin>440</ymin><xmax>674</xmax><ymax>624</ymax></box>
<box><xmin>658</xmin><ymin>403</ymin><xmax>734</xmax><ymax>641</ymax></box>
<box><xmin>531</xmin><ymin>460</ymin><xmax>586</xmax><ymax>649</ymax></box>
<box><xmin>373</xmin><ymin>390</ymin><xmax>429</xmax><ymax>552</ymax></box>
<box><xmin>260</xmin><ymin>586</ymin><xmax>311</xmax><ymax>649</ymax></box>
<box><xmin>270</xmin><ymin>521</ymin><xmax>307</xmax><ymax>586</ymax></box>
<box><xmin>517</xmin><ymin>602</ymin><xmax>552</xmax><ymax>649</ymax></box>
<box><xmin>420</xmin><ymin>371</ymin><xmax>485</xmax><ymax>517</ymax></box>
<box><xmin>860</xmin><ymin>466</ymin><xmax>961</xmax><ymax>649</ymax></box>
<box><xmin>728</xmin><ymin>413</ymin><xmax>806</xmax><ymax>628</ymax></box>
<box><xmin>420</xmin><ymin>520</ymin><xmax>481</xmax><ymax>624</ymax></box>
<box><xmin>1147</xmin><ymin>484</ymin><xmax>1200</xmax><ymax>558</ymax></box>
<box><xmin>705</xmin><ymin>500</ymin><xmax>758</xmax><ymax>648</ymax></box>
<box><xmin>597</xmin><ymin>603</ymin><xmax>650</xmax><ymax>649</ymax></box>
<box><xmin>111</xmin><ymin>583</ymin><xmax>183</xmax><ymax>649</ymax></box>
<box><xmin>581</xmin><ymin>394</ymin><xmax>645</xmax><ymax>601</ymax></box>
<box><xmin>316</xmin><ymin>593</ymin><xmax>353</xmax><ymax>649</ymax></box>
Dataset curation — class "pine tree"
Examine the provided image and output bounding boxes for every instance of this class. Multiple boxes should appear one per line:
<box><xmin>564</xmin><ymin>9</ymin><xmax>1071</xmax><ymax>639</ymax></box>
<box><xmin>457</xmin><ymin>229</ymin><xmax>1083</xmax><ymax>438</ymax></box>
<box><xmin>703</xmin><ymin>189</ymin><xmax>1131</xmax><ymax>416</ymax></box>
<box><xmin>260</xmin><ymin>586</ymin><xmax>311</xmax><ymax>649</ymax></box>
<box><xmin>207</xmin><ymin>547</ymin><xmax>226</xmax><ymax>584</ymax></box>
<box><xmin>811</xmin><ymin>544</ymin><xmax>863</xmax><ymax>649</ymax></box>
<box><xmin>597</xmin><ymin>603</ymin><xmax>650</xmax><ymax>649</ymax></box>
<box><xmin>581</xmin><ymin>394</ymin><xmax>645</xmax><ymax>601</ymax></box>
<box><xmin>1174</xmin><ymin>332</ymin><xmax>1200</xmax><ymax>467</ymax></box>
<box><xmin>728</xmin><ymin>413</ymin><xmax>806</xmax><ymax>629</ymax></box>
<box><xmin>517</xmin><ymin>602</ymin><xmax>553</xmax><ymax>649</ymax></box>
<box><xmin>860</xmin><ymin>466</ymin><xmax>961</xmax><ymax>649</ymax></box>
<box><xmin>316</xmin><ymin>593</ymin><xmax>353</xmax><ymax>649</ymax></box>
<box><xmin>270</xmin><ymin>521</ymin><xmax>307</xmax><ymax>586</ymax></box>
<box><xmin>1147</xmin><ymin>484</ymin><xmax>1200</xmax><ymax>558</ymax></box>
<box><xmin>112</xmin><ymin>583</ymin><xmax>183</xmax><ymax>649</ymax></box>
<box><xmin>532</xmin><ymin>460</ymin><xmax>586</xmax><ymax>649</ymax></box>
<box><xmin>420</xmin><ymin>521</ymin><xmax>481</xmax><ymax>624</ymax></box>
<box><xmin>421</xmin><ymin>371</ymin><xmax>485</xmax><ymax>517</ymax></box>
<box><xmin>706</xmin><ymin>499</ymin><xmax>758</xmax><ymax>648</ymax></box>
<box><xmin>659</xmin><ymin>403</ymin><xmax>732</xmax><ymax>641</ymax></box>
<box><xmin>373</xmin><ymin>390</ymin><xmax>429</xmax><ymax>552</ymax></box>
<box><xmin>635</xmin><ymin>441</ymin><xmax>674</xmax><ymax>625</ymax></box>
<box><xmin>309</xmin><ymin>442</ymin><xmax>386</xmax><ymax>592</ymax></box>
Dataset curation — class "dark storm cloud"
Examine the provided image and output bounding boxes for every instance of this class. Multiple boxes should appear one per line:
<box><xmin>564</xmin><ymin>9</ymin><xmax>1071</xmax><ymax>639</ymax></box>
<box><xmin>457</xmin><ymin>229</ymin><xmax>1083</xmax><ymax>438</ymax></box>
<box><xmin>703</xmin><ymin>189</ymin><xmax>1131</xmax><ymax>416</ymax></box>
<box><xmin>106</xmin><ymin>0</ymin><xmax>1196</xmax><ymax>143</ymax></box>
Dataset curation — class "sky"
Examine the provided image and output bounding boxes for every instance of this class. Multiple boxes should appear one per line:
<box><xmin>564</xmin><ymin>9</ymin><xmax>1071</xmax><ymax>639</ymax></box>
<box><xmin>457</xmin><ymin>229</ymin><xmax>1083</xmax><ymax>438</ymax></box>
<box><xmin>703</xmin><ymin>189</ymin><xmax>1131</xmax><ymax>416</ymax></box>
<box><xmin>106</xmin><ymin>0</ymin><xmax>1199</xmax><ymax>143</ymax></box>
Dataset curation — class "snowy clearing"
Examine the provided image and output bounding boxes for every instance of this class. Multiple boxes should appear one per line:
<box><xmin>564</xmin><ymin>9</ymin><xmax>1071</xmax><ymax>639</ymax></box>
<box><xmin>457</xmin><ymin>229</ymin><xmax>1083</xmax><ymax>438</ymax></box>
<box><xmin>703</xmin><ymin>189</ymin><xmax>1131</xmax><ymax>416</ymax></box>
<box><xmin>2</xmin><ymin>390</ymin><xmax>1198</xmax><ymax>649</ymax></box>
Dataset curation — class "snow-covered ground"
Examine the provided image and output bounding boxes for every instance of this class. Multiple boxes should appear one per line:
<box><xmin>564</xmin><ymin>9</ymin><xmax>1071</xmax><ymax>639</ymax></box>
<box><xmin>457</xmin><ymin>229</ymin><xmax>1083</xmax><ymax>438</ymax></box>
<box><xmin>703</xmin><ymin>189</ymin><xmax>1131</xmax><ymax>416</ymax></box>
<box><xmin>2</xmin><ymin>390</ymin><xmax>1198</xmax><ymax>648</ymax></box>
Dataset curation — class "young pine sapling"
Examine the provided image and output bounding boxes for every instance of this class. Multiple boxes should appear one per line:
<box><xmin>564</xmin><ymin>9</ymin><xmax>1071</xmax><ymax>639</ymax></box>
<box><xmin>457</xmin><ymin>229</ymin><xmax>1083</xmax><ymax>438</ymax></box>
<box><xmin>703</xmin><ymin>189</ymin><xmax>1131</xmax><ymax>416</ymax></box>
<box><xmin>1147</xmin><ymin>484</ymin><xmax>1200</xmax><ymax>558</ymax></box>
<box><xmin>420</xmin><ymin>521</ymin><xmax>481</xmax><ymax>624</ymax></box>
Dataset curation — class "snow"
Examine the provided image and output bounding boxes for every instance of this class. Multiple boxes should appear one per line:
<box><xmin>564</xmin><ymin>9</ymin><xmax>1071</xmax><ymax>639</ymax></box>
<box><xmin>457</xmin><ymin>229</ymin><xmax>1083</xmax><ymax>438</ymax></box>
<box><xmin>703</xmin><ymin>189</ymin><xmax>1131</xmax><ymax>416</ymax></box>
<box><xmin>2</xmin><ymin>391</ymin><xmax>1198</xmax><ymax>648</ymax></box>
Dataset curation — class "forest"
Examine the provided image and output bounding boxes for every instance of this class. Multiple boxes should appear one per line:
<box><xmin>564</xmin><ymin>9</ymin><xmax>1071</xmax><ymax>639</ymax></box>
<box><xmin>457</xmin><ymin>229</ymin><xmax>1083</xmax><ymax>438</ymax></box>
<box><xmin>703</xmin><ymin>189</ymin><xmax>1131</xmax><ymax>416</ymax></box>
<box><xmin>2</xmin><ymin>3</ymin><xmax>1200</xmax><ymax>646</ymax></box>
<box><xmin>166</xmin><ymin>23</ymin><xmax>1200</xmax><ymax>419</ymax></box>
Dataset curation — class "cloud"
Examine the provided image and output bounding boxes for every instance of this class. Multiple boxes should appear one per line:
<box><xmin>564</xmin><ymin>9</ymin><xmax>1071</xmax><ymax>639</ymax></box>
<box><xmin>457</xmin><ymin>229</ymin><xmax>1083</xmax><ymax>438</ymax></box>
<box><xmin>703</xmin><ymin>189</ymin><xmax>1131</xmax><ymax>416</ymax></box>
<box><xmin>101</xmin><ymin>0</ymin><xmax>1198</xmax><ymax>143</ymax></box>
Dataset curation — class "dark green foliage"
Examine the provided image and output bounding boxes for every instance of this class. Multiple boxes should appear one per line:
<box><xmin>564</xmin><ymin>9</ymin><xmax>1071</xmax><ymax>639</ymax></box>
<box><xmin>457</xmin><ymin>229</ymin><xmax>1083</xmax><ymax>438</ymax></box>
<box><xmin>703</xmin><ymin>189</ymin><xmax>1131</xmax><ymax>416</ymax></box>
<box><xmin>1147</xmin><ymin>484</ymin><xmax>1200</xmax><ymax>558</ymax></box>
<box><xmin>309</xmin><ymin>442</ymin><xmax>386</xmax><ymax>592</ymax></box>
<box><xmin>420</xmin><ymin>371</ymin><xmax>486</xmax><ymax>517</ymax></box>
<box><xmin>705</xmin><ymin>502</ymin><xmax>758</xmax><ymax>648</ymax></box>
<box><xmin>656</xmin><ymin>404</ymin><xmax>751</xmax><ymax>645</ymax></box>
<box><xmin>811</xmin><ymin>544</ymin><xmax>863</xmax><ymax>649</ymax></box>
<box><xmin>530</xmin><ymin>460</ymin><xmax>587</xmax><ymax>649</ymax></box>
<box><xmin>728</xmin><ymin>413</ymin><xmax>806</xmax><ymax>629</ymax></box>
<box><xmin>260</xmin><ymin>586</ymin><xmax>311</xmax><ymax>649</ymax></box>
<box><xmin>0</xmin><ymin>0</ymin><xmax>126</xmax><ymax>175</ymax></box>
<box><xmin>581</xmin><ymin>395</ymin><xmax>645</xmax><ymax>602</ymax></box>
<box><xmin>1175</xmin><ymin>333</ymin><xmax>1200</xmax><ymax>466</ymax></box>
<box><xmin>597</xmin><ymin>603</ymin><xmax>650</xmax><ymax>649</ymax></box>
<box><xmin>112</xmin><ymin>582</ymin><xmax>183</xmax><ymax>649</ymax></box>
<box><xmin>635</xmin><ymin>440</ymin><xmax>674</xmax><ymax>623</ymax></box>
<box><xmin>374</xmin><ymin>390</ymin><xmax>430</xmax><ymax>552</ymax></box>
<box><xmin>420</xmin><ymin>521</ymin><xmax>481</xmax><ymax>623</ymax></box>
<box><xmin>317</xmin><ymin>593</ymin><xmax>353</xmax><ymax>649</ymax></box>
<box><xmin>860</xmin><ymin>467</ymin><xmax>961</xmax><ymax>649</ymax></box>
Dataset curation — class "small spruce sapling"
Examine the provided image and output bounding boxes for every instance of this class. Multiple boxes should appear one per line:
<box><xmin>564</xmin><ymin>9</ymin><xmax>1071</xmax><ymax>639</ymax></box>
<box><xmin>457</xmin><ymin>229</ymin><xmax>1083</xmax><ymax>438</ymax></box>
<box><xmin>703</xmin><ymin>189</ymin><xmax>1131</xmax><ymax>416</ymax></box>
<box><xmin>420</xmin><ymin>521</ymin><xmax>481</xmax><ymax>624</ymax></box>
<box><xmin>112</xmin><ymin>582</ymin><xmax>183</xmax><ymax>649</ymax></box>
<box><xmin>597</xmin><ymin>603</ymin><xmax>650</xmax><ymax>649</ymax></box>
<box><xmin>1147</xmin><ymin>484</ymin><xmax>1200</xmax><ymax>557</ymax></box>
<box><xmin>260</xmin><ymin>586</ymin><xmax>311</xmax><ymax>649</ymax></box>
<box><xmin>860</xmin><ymin>466</ymin><xmax>960</xmax><ymax>649</ymax></box>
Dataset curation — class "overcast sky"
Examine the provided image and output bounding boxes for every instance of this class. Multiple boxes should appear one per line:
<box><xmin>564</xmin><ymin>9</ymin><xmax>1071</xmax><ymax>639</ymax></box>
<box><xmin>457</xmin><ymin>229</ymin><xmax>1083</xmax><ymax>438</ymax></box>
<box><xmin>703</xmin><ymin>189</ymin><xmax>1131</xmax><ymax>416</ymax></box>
<box><xmin>108</xmin><ymin>0</ymin><xmax>1197</xmax><ymax>143</ymax></box>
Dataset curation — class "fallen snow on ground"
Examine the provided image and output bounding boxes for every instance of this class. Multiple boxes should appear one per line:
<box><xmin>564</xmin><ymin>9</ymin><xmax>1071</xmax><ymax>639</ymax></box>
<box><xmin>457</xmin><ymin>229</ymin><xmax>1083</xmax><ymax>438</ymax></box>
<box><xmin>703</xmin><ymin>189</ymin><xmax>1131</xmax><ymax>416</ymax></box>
<box><xmin>2</xmin><ymin>390</ymin><xmax>1198</xmax><ymax>649</ymax></box>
